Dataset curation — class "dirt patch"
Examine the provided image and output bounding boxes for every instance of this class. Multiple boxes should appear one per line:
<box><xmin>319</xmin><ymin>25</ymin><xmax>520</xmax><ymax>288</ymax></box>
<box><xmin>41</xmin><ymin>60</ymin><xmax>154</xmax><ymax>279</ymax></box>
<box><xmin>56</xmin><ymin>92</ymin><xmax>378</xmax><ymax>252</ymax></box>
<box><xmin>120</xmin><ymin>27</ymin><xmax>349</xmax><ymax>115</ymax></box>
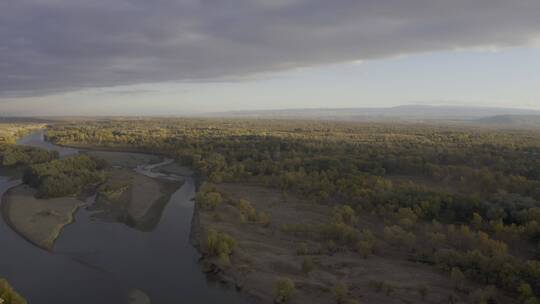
<box><xmin>194</xmin><ymin>183</ymin><xmax>504</xmax><ymax>304</ymax></box>
<box><xmin>3</xmin><ymin>185</ymin><xmax>84</xmax><ymax>250</ymax></box>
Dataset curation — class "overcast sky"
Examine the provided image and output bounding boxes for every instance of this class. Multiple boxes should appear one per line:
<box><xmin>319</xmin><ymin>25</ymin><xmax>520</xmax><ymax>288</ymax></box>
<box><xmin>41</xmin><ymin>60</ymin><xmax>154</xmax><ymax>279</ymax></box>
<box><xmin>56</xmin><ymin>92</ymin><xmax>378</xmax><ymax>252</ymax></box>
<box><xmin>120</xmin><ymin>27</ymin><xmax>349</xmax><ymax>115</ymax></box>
<box><xmin>1</xmin><ymin>0</ymin><xmax>539</xmax><ymax>115</ymax></box>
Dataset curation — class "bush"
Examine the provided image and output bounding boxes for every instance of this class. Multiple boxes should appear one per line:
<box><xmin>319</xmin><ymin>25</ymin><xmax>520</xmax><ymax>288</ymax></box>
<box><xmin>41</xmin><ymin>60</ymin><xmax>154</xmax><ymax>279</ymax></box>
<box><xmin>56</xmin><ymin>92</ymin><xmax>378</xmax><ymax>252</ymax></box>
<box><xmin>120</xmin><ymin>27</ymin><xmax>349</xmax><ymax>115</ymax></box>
<box><xmin>333</xmin><ymin>205</ymin><xmax>358</xmax><ymax>225</ymax></box>
<box><xmin>301</xmin><ymin>256</ymin><xmax>314</xmax><ymax>275</ymax></box>
<box><xmin>296</xmin><ymin>242</ymin><xmax>309</xmax><ymax>255</ymax></box>
<box><xmin>321</xmin><ymin>222</ymin><xmax>360</xmax><ymax>246</ymax></box>
<box><xmin>450</xmin><ymin>267</ymin><xmax>465</xmax><ymax>291</ymax></box>
<box><xmin>237</xmin><ymin>199</ymin><xmax>258</xmax><ymax>221</ymax></box>
<box><xmin>368</xmin><ymin>280</ymin><xmax>394</xmax><ymax>295</ymax></box>
<box><xmin>196</xmin><ymin>191</ymin><xmax>223</xmax><ymax>210</ymax></box>
<box><xmin>417</xmin><ymin>285</ymin><xmax>428</xmax><ymax>300</ymax></box>
<box><xmin>0</xmin><ymin>279</ymin><xmax>27</xmax><ymax>304</ymax></box>
<box><xmin>332</xmin><ymin>282</ymin><xmax>349</xmax><ymax>304</ymax></box>
<box><xmin>218</xmin><ymin>252</ymin><xmax>231</xmax><ymax>268</ymax></box>
<box><xmin>206</xmin><ymin>229</ymin><xmax>236</xmax><ymax>258</ymax></box>
<box><xmin>383</xmin><ymin>225</ymin><xmax>416</xmax><ymax>249</ymax></box>
<box><xmin>258</xmin><ymin>211</ymin><xmax>270</xmax><ymax>226</ymax></box>
<box><xmin>470</xmin><ymin>286</ymin><xmax>498</xmax><ymax>304</ymax></box>
<box><xmin>273</xmin><ymin>278</ymin><xmax>295</xmax><ymax>303</ymax></box>
<box><xmin>356</xmin><ymin>240</ymin><xmax>373</xmax><ymax>258</ymax></box>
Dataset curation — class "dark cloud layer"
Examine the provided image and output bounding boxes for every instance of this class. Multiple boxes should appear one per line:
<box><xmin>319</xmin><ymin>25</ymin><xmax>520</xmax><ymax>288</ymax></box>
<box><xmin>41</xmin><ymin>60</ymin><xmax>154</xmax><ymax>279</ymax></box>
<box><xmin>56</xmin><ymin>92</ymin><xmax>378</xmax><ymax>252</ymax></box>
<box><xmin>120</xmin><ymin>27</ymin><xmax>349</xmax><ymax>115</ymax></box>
<box><xmin>1</xmin><ymin>0</ymin><xmax>540</xmax><ymax>95</ymax></box>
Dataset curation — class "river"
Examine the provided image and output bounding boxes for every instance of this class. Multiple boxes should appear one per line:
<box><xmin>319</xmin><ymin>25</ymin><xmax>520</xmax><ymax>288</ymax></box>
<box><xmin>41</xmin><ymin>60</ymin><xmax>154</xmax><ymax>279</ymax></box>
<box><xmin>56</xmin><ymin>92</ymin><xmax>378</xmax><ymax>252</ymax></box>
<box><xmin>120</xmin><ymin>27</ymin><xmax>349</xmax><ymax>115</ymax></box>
<box><xmin>0</xmin><ymin>132</ymin><xmax>248</xmax><ymax>304</ymax></box>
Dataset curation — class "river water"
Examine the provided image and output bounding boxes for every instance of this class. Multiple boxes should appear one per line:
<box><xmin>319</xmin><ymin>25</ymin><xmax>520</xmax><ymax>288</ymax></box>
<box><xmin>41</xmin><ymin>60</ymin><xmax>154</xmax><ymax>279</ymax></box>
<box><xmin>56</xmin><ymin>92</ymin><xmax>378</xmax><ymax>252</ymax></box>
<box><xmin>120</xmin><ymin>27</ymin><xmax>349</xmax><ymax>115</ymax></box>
<box><xmin>0</xmin><ymin>132</ymin><xmax>248</xmax><ymax>304</ymax></box>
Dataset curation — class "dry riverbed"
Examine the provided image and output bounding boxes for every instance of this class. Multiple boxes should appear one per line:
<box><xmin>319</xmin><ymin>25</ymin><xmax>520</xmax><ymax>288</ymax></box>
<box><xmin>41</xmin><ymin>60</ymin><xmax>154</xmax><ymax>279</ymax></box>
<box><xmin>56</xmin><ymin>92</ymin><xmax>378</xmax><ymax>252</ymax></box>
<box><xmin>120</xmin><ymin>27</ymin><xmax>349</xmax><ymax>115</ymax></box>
<box><xmin>3</xmin><ymin>185</ymin><xmax>84</xmax><ymax>250</ymax></box>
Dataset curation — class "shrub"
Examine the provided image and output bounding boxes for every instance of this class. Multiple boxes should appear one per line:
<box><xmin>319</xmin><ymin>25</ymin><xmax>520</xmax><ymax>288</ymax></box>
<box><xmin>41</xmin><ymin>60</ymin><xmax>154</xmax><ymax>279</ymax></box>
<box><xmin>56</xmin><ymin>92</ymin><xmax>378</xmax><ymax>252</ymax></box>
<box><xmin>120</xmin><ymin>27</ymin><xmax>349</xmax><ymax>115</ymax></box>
<box><xmin>296</xmin><ymin>242</ymin><xmax>309</xmax><ymax>255</ymax></box>
<box><xmin>206</xmin><ymin>229</ymin><xmax>236</xmax><ymax>258</ymax></box>
<box><xmin>383</xmin><ymin>225</ymin><xmax>416</xmax><ymax>249</ymax></box>
<box><xmin>356</xmin><ymin>240</ymin><xmax>373</xmax><ymax>258</ymax></box>
<box><xmin>196</xmin><ymin>191</ymin><xmax>223</xmax><ymax>210</ymax></box>
<box><xmin>321</xmin><ymin>222</ymin><xmax>360</xmax><ymax>246</ymax></box>
<box><xmin>450</xmin><ymin>267</ymin><xmax>465</xmax><ymax>291</ymax></box>
<box><xmin>258</xmin><ymin>211</ymin><xmax>270</xmax><ymax>226</ymax></box>
<box><xmin>273</xmin><ymin>278</ymin><xmax>295</xmax><ymax>303</ymax></box>
<box><xmin>470</xmin><ymin>286</ymin><xmax>498</xmax><ymax>304</ymax></box>
<box><xmin>333</xmin><ymin>205</ymin><xmax>358</xmax><ymax>225</ymax></box>
<box><xmin>332</xmin><ymin>282</ymin><xmax>349</xmax><ymax>304</ymax></box>
<box><xmin>237</xmin><ymin>199</ymin><xmax>258</xmax><ymax>221</ymax></box>
<box><xmin>417</xmin><ymin>285</ymin><xmax>428</xmax><ymax>300</ymax></box>
<box><xmin>301</xmin><ymin>256</ymin><xmax>314</xmax><ymax>275</ymax></box>
<box><xmin>0</xmin><ymin>279</ymin><xmax>27</xmax><ymax>304</ymax></box>
<box><xmin>218</xmin><ymin>252</ymin><xmax>231</xmax><ymax>268</ymax></box>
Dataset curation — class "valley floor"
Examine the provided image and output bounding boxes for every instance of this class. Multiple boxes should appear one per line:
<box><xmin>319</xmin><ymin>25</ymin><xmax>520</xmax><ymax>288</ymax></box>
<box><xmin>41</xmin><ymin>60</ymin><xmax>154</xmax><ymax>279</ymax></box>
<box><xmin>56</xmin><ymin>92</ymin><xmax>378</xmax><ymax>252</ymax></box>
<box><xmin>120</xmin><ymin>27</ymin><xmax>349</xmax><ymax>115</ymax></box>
<box><xmin>194</xmin><ymin>183</ymin><xmax>513</xmax><ymax>304</ymax></box>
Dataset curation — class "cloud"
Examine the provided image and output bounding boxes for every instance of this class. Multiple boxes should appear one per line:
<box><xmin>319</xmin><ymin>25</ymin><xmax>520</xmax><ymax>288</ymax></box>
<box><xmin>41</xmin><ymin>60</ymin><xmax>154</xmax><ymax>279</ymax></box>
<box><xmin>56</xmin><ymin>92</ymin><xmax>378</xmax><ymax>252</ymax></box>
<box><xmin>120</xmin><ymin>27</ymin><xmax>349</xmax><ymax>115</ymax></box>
<box><xmin>1</xmin><ymin>0</ymin><xmax>540</xmax><ymax>96</ymax></box>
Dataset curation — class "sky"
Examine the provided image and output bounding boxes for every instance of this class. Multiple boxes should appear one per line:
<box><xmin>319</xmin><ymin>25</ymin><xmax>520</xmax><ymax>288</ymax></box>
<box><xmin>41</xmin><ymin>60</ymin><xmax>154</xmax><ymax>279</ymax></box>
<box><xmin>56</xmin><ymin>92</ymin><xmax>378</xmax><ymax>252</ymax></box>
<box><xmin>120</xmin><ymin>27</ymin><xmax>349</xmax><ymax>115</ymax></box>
<box><xmin>1</xmin><ymin>0</ymin><xmax>539</xmax><ymax>116</ymax></box>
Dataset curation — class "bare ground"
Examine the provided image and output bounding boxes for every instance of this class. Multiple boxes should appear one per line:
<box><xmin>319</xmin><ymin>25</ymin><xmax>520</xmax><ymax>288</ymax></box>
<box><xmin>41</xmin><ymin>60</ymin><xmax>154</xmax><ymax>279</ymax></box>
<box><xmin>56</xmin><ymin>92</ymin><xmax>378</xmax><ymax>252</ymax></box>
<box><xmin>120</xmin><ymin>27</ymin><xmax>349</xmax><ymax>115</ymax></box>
<box><xmin>194</xmin><ymin>183</ymin><xmax>511</xmax><ymax>304</ymax></box>
<box><xmin>3</xmin><ymin>185</ymin><xmax>84</xmax><ymax>250</ymax></box>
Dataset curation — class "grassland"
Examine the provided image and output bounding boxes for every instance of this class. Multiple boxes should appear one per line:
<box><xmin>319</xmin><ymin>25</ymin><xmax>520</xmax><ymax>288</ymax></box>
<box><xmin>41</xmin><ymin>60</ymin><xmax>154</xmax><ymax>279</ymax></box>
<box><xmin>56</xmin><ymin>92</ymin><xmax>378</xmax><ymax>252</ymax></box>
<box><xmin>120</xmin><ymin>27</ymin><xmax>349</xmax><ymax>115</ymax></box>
<box><xmin>3</xmin><ymin>185</ymin><xmax>84</xmax><ymax>250</ymax></box>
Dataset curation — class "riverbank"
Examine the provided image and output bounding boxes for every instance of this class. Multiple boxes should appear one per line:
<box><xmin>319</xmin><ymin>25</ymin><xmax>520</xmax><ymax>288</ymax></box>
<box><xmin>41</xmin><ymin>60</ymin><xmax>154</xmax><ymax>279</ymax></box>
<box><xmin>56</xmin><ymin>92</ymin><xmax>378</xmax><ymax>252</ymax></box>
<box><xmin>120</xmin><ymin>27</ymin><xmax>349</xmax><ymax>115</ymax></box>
<box><xmin>2</xmin><ymin>185</ymin><xmax>84</xmax><ymax>251</ymax></box>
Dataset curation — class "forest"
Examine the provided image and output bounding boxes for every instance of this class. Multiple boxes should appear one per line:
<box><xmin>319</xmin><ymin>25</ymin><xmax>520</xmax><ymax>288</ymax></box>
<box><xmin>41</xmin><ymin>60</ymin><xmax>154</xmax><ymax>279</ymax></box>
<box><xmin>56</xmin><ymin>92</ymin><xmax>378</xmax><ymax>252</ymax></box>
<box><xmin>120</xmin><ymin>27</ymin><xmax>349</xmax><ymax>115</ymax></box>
<box><xmin>0</xmin><ymin>123</ymin><xmax>53</xmax><ymax>167</ymax></box>
<box><xmin>44</xmin><ymin>118</ymin><xmax>540</xmax><ymax>303</ymax></box>
<box><xmin>22</xmin><ymin>155</ymin><xmax>108</xmax><ymax>198</ymax></box>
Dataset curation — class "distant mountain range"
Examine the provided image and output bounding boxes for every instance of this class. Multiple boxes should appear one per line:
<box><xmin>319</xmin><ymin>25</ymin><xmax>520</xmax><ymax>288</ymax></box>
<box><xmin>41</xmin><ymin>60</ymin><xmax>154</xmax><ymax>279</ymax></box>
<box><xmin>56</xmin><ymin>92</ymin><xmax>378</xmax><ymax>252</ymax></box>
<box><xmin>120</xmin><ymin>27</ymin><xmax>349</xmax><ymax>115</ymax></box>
<box><xmin>474</xmin><ymin>115</ymin><xmax>540</xmax><ymax>127</ymax></box>
<box><xmin>0</xmin><ymin>116</ymin><xmax>52</xmax><ymax>123</ymax></box>
<box><xmin>209</xmin><ymin>105</ymin><xmax>539</xmax><ymax>119</ymax></box>
<box><xmin>2</xmin><ymin>105</ymin><xmax>540</xmax><ymax>128</ymax></box>
<box><xmin>204</xmin><ymin>105</ymin><xmax>540</xmax><ymax>127</ymax></box>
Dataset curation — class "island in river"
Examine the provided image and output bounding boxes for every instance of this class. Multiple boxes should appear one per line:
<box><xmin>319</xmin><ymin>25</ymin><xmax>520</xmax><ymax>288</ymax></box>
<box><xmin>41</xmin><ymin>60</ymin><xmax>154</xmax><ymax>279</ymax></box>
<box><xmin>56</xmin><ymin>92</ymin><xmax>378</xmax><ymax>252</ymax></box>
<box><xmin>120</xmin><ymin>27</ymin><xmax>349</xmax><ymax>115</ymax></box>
<box><xmin>2</xmin><ymin>185</ymin><xmax>84</xmax><ymax>250</ymax></box>
<box><xmin>2</xmin><ymin>150</ymin><xmax>182</xmax><ymax>250</ymax></box>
